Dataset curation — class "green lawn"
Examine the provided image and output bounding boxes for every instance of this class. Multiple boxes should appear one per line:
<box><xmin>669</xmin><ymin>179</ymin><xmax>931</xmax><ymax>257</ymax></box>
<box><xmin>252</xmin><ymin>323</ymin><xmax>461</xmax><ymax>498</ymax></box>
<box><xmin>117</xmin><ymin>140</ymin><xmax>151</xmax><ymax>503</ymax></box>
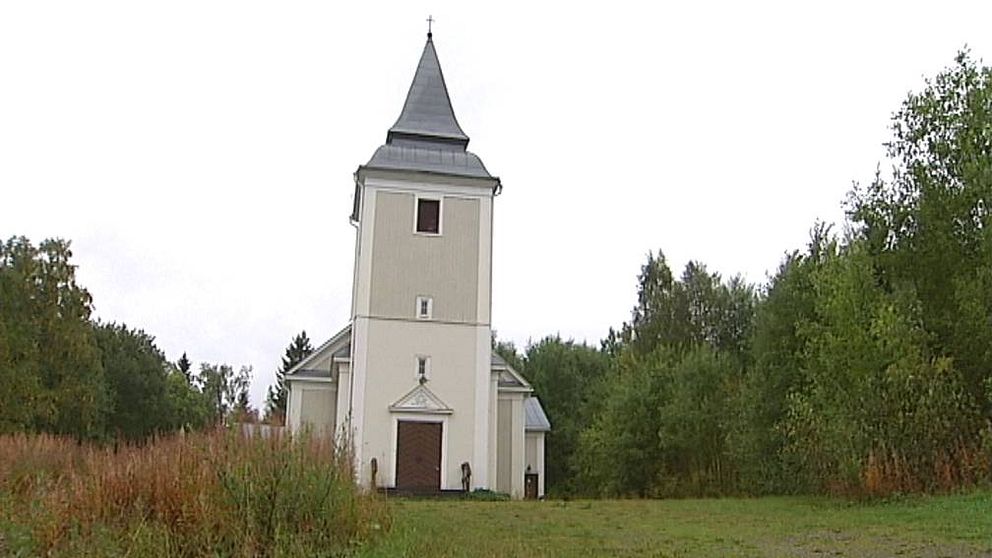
<box><xmin>359</xmin><ymin>492</ymin><xmax>992</xmax><ymax>557</ymax></box>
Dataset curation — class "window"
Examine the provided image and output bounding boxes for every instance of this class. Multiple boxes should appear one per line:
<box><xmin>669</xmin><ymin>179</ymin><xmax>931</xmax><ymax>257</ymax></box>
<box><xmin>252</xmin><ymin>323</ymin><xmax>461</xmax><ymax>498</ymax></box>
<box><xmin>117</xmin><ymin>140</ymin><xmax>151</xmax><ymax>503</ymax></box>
<box><xmin>416</xmin><ymin>198</ymin><xmax>441</xmax><ymax>234</ymax></box>
<box><xmin>416</xmin><ymin>356</ymin><xmax>431</xmax><ymax>383</ymax></box>
<box><xmin>416</xmin><ymin>296</ymin><xmax>433</xmax><ymax>320</ymax></box>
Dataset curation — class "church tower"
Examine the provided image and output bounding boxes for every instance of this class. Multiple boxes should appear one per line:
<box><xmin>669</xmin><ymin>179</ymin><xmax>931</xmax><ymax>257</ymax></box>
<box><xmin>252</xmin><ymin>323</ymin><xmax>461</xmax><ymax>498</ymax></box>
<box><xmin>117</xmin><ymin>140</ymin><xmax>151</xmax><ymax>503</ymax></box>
<box><xmin>346</xmin><ymin>31</ymin><xmax>499</xmax><ymax>491</ymax></box>
<box><xmin>285</xmin><ymin>29</ymin><xmax>549</xmax><ymax>499</ymax></box>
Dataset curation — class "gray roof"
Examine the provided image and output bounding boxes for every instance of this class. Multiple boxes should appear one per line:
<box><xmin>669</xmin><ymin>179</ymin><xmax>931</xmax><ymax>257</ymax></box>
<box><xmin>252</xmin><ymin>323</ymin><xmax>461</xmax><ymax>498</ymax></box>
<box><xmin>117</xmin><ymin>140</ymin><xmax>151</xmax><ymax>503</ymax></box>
<box><xmin>498</xmin><ymin>370</ymin><xmax>526</xmax><ymax>389</ymax></box>
<box><xmin>524</xmin><ymin>397</ymin><xmax>551</xmax><ymax>432</ymax></box>
<box><xmin>363</xmin><ymin>35</ymin><xmax>494</xmax><ymax>180</ymax></box>
<box><xmin>286</xmin><ymin>323</ymin><xmax>351</xmax><ymax>376</ymax></box>
<box><xmin>366</xmin><ymin>144</ymin><xmax>491</xmax><ymax>178</ymax></box>
<box><xmin>387</xmin><ymin>36</ymin><xmax>468</xmax><ymax>145</ymax></box>
<box><xmin>492</xmin><ymin>352</ymin><xmax>534</xmax><ymax>390</ymax></box>
<box><xmin>332</xmin><ymin>341</ymin><xmax>351</xmax><ymax>359</ymax></box>
<box><xmin>491</xmin><ymin>352</ymin><xmax>510</xmax><ymax>368</ymax></box>
<box><xmin>289</xmin><ymin>369</ymin><xmax>331</xmax><ymax>380</ymax></box>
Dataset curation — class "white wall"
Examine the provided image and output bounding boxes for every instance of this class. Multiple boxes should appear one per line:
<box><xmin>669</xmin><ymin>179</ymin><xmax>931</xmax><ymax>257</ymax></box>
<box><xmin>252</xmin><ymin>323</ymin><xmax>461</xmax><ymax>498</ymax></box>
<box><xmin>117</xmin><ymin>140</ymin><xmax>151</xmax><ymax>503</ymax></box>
<box><xmin>287</xmin><ymin>382</ymin><xmax>336</xmax><ymax>435</ymax></box>
<box><xmin>496</xmin><ymin>398</ymin><xmax>512</xmax><ymax>492</ymax></box>
<box><xmin>525</xmin><ymin>431</ymin><xmax>546</xmax><ymax>498</ymax></box>
<box><xmin>357</xmin><ymin>318</ymin><xmax>488</xmax><ymax>490</ymax></box>
<box><xmin>495</xmin><ymin>392</ymin><xmax>526</xmax><ymax>498</ymax></box>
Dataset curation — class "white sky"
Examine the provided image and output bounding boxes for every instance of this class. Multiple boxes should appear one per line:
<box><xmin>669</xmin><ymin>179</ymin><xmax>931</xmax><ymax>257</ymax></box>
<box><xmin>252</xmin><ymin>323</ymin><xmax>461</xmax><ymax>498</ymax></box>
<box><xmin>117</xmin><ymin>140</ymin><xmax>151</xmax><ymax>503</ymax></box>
<box><xmin>2</xmin><ymin>1</ymin><xmax>990</xmax><ymax>408</ymax></box>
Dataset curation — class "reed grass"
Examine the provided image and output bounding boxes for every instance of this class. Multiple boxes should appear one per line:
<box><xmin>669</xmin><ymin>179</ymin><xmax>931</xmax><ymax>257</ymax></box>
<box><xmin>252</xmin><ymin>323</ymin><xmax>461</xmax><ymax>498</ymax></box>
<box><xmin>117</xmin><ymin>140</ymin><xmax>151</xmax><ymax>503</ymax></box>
<box><xmin>0</xmin><ymin>428</ymin><xmax>388</xmax><ymax>557</ymax></box>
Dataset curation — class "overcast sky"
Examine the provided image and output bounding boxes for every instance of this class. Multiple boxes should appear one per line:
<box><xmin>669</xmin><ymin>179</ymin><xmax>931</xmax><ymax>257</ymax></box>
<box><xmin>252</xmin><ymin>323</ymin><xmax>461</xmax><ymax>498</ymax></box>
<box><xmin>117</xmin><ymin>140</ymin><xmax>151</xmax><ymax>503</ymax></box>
<box><xmin>3</xmin><ymin>1</ymin><xmax>990</xmax><ymax>408</ymax></box>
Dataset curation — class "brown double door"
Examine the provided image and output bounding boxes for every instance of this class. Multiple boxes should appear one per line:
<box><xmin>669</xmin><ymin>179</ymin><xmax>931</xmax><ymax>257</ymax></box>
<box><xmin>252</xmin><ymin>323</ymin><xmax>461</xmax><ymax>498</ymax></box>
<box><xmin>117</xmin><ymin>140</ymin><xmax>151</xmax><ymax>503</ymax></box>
<box><xmin>395</xmin><ymin>421</ymin><xmax>442</xmax><ymax>491</ymax></box>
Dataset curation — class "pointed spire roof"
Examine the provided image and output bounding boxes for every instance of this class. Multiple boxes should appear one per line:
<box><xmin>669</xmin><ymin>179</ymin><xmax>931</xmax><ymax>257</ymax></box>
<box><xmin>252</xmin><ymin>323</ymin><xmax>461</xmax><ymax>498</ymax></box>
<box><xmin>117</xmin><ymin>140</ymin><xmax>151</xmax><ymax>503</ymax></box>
<box><xmin>387</xmin><ymin>35</ymin><xmax>469</xmax><ymax>147</ymax></box>
<box><xmin>363</xmin><ymin>33</ymin><xmax>495</xmax><ymax>180</ymax></box>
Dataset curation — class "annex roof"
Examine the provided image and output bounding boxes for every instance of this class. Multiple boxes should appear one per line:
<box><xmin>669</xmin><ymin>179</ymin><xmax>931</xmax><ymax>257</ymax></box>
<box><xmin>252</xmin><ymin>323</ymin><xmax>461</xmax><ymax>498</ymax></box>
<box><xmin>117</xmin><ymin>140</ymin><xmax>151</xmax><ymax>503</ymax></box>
<box><xmin>285</xmin><ymin>324</ymin><xmax>351</xmax><ymax>380</ymax></box>
<box><xmin>290</xmin><ymin>369</ymin><xmax>332</xmax><ymax>380</ymax></box>
<box><xmin>491</xmin><ymin>351</ymin><xmax>512</xmax><ymax>368</ymax></box>
<box><xmin>492</xmin><ymin>352</ymin><xmax>532</xmax><ymax>391</ymax></box>
<box><xmin>524</xmin><ymin>397</ymin><xmax>552</xmax><ymax>432</ymax></box>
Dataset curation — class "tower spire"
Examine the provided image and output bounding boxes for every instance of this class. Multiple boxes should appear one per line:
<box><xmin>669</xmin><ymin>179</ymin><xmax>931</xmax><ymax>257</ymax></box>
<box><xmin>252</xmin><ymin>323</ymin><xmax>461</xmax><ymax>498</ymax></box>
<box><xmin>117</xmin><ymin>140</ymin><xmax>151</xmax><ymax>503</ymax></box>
<box><xmin>386</xmin><ymin>32</ymin><xmax>468</xmax><ymax>146</ymax></box>
<box><xmin>362</xmin><ymin>32</ymin><xmax>495</xmax><ymax>179</ymax></box>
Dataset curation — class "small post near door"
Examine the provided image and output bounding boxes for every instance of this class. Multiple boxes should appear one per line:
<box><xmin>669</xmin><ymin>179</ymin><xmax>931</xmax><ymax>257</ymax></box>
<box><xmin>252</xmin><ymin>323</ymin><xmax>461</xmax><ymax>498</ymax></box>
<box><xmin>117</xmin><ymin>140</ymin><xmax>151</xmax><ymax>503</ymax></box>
<box><xmin>395</xmin><ymin>421</ymin><xmax>442</xmax><ymax>492</ymax></box>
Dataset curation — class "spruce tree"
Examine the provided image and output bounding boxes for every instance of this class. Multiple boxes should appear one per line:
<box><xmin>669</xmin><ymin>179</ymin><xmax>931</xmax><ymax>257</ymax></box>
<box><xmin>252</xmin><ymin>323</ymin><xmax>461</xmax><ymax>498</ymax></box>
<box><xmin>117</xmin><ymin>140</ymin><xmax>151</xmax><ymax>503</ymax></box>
<box><xmin>266</xmin><ymin>331</ymin><xmax>314</xmax><ymax>423</ymax></box>
<box><xmin>176</xmin><ymin>352</ymin><xmax>192</xmax><ymax>383</ymax></box>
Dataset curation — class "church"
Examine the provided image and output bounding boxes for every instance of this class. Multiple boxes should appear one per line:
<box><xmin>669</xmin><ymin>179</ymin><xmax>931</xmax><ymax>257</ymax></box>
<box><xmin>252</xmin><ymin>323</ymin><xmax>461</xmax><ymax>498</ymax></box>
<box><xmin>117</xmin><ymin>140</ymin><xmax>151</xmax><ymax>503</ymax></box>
<box><xmin>284</xmin><ymin>30</ymin><xmax>550</xmax><ymax>500</ymax></box>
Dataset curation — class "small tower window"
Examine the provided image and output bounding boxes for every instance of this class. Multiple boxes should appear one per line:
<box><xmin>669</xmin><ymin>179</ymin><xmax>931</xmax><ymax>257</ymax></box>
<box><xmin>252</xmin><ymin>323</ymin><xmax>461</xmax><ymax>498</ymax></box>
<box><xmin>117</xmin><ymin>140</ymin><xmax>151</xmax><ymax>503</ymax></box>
<box><xmin>416</xmin><ymin>198</ymin><xmax>441</xmax><ymax>234</ymax></box>
<box><xmin>416</xmin><ymin>356</ymin><xmax>431</xmax><ymax>383</ymax></box>
<box><xmin>416</xmin><ymin>296</ymin><xmax>433</xmax><ymax>319</ymax></box>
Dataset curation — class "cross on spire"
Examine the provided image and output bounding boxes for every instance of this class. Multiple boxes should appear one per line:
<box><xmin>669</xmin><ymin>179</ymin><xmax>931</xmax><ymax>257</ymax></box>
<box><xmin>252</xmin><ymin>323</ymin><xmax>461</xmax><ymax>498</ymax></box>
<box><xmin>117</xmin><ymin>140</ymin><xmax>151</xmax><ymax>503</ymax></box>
<box><xmin>426</xmin><ymin>15</ymin><xmax>434</xmax><ymax>38</ymax></box>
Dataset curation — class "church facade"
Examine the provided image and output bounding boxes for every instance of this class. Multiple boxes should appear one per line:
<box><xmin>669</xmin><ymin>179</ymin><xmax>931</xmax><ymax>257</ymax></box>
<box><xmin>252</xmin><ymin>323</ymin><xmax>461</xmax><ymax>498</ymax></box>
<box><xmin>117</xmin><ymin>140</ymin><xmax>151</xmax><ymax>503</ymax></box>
<box><xmin>284</xmin><ymin>32</ymin><xmax>549</xmax><ymax>499</ymax></box>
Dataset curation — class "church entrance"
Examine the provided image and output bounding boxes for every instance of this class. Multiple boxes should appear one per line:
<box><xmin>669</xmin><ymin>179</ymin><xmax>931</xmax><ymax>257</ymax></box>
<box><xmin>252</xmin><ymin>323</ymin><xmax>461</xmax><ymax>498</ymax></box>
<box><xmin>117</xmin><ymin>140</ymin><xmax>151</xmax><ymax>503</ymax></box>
<box><xmin>395</xmin><ymin>421</ymin><xmax>442</xmax><ymax>491</ymax></box>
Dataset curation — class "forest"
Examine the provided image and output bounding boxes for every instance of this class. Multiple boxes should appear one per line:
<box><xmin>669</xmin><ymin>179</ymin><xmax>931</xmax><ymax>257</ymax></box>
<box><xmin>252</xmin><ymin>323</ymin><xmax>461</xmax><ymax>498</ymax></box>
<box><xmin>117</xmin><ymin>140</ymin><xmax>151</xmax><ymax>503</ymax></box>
<box><xmin>499</xmin><ymin>51</ymin><xmax>992</xmax><ymax>497</ymax></box>
<box><xmin>2</xmin><ymin>52</ymin><xmax>990</xmax><ymax>500</ymax></box>
<box><xmin>0</xmin><ymin>234</ymin><xmax>271</xmax><ymax>441</ymax></box>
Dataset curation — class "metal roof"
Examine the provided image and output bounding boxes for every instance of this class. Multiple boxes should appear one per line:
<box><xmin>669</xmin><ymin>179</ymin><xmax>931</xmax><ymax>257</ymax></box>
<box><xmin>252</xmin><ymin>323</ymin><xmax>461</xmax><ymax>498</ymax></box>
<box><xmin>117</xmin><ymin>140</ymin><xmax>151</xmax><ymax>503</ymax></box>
<box><xmin>497</xmin><ymin>370</ymin><xmax>526</xmax><ymax>389</ymax></box>
<box><xmin>366</xmin><ymin>144</ymin><xmax>491</xmax><ymax>178</ymax></box>
<box><xmin>286</xmin><ymin>324</ymin><xmax>351</xmax><ymax>376</ymax></box>
<box><xmin>491</xmin><ymin>351</ymin><xmax>510</xmax><ymax>368</ymax></box>
<box><xmin>524</xmin><ymin>397</ymin><xmax>552</xmax><ymax>432</ymax></box>
<box><xmin>492</xmin><ymin>352</ymin><xmax>534</xmax><ymax>391</ymax></box>
<box><xmin>363</xmin><ymin>34</ymin><xmax>494</xmax><ymax>180</ymax></box>
<box><xmin>288</xmin><ymin>369</ymin><xmax>332</xmax><ymax>380</ymax></box>
<box><xmin>387</xmin><ymin>35</ymin><xmax>468</xmax><ymax>145</ymax></box>
<box><xmin>332</xmin><ymin>341</ymin><xmax>351</xmax><ymax>359</ymax></box>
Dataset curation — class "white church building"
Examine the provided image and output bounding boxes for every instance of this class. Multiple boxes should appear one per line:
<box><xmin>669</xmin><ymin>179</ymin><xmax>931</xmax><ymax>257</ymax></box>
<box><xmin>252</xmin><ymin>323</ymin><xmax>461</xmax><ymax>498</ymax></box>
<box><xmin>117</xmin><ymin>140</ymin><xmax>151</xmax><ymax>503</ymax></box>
<box><xmin>285</xmin><ymin>30</ymin><xmax>550</xmax><ymax>499</ymax></box>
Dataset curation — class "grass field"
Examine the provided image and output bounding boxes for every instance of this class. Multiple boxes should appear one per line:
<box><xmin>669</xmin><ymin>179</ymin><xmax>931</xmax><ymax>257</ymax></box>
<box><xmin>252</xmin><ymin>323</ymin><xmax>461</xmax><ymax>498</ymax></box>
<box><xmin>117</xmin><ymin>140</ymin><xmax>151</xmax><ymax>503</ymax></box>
<box><xmin>359</xmin><ymin>492</ymin><xmax>992</xmax><ymax>557</ymax></box>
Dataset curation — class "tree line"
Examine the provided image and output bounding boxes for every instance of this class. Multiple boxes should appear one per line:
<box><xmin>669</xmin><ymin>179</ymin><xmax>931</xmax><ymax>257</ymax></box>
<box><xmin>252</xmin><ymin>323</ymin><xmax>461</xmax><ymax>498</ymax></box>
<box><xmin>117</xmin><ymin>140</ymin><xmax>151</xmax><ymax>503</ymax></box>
<box><xmin>0</xmin><ymin>236</ymin><xmax>266</xmax><ymax>440</ymax></box>
<box><xmin>503</xmin><ymin>51</ymin><xmax>992</xmax><ymax>497</ymax></box>
<box><xmin>0</xmin><ymin>230</ymin><xmax>316</xmax><ymax>441</ymax></box>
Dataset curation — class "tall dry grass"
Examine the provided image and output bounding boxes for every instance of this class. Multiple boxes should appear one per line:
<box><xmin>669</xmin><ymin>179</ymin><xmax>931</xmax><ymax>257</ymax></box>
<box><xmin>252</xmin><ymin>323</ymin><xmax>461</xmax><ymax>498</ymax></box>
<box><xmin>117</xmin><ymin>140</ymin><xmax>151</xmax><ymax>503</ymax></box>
<box><xmin>0</xmin><ymin>428</ymin><xmax>388</xmax><ymax>557</ymax></box>
<box><xmin>859</xmin><ymin>442</ymin><xmax>991</xmax><ymax>498</ymax></box>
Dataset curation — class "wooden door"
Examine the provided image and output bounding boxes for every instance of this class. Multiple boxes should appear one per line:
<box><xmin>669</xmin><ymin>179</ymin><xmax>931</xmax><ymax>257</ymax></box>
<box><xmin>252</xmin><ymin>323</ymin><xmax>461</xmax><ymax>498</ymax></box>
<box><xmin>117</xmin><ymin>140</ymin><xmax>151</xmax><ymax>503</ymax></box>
<box><xmin>395</xmin><ymin>421</ymin><xmax>442</xmax><ymax>491</ymax></box>
<box><xmin>525</xmin><ymin>473</ymin><xmax>539</xmax><ymax>499</ymax></box>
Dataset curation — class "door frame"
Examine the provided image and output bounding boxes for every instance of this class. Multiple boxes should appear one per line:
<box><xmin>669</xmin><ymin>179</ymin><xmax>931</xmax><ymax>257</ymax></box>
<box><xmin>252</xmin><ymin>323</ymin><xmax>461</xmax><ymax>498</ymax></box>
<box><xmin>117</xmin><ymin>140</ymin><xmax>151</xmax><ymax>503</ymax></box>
<box><xmin>390</xmin><ymin>413</ymin><xmax>449</xmax><ymax>490</ymax></box>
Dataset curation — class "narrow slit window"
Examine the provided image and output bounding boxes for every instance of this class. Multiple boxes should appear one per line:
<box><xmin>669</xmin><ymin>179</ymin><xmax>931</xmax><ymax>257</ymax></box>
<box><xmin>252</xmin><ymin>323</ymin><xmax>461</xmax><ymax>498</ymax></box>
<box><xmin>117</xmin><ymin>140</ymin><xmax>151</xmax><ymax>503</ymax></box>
<box><xmin>416</xmin><ymin>198</ymin><xmax>441</xmax><ymax>234</ymax></box>
<box><xmin>416</xmin><ymin>296</ymin><xmax>433</xmax><ymax>319</ymax></box>
<box><xmin>416</xmin><ymin>356</ymin><xmax>430</xmax><ymax>383</ymax></box>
